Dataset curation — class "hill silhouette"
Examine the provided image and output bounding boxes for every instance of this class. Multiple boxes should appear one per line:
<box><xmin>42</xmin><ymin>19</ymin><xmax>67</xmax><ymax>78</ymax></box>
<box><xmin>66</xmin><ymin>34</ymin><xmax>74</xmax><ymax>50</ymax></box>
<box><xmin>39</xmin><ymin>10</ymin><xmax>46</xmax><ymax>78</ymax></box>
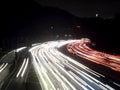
<box><xmin>0</xmin><ymin>0</ymin><xmax>120</xmax><ymax>54</ymax></box>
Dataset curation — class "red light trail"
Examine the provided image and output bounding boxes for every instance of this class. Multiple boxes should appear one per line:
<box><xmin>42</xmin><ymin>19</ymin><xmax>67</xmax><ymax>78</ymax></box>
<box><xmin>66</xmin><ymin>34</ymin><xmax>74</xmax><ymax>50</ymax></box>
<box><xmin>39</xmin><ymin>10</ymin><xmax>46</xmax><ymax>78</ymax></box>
<box><xmin>67</xmin><ymin>38</ymin><xmax>120</xmax><ymax>72</ymax></box>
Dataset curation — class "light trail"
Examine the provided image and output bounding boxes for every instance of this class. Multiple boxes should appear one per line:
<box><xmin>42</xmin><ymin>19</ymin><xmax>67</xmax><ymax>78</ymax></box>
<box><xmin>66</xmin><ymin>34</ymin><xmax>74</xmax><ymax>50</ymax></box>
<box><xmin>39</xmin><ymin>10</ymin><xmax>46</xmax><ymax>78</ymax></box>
<box><xmin>16</xmin><ymin>47</ymin><xmax>27</xmax><ymax>52</ymax></box>
<box><xmin>0</xmin><ymin>63</ymin><xmax>5</xmax><ymax>69</ymax></box>
<box><xmin>67</xmin><ymin>38</ymin><xmax>120</xmax><ymax>72</ymax></box>
<box><xmin>0</xmin><ymin>63</ymin><xmax>8</xmax><ymax>73</ymax></box>
<box><xmin>29</xmin><ymin>40</ymin><xmax>119</xmax><ymax>90</ymax></box>
<box><xmin>16</xmin><ymin>58</ymin><xmax>29</xmax><ymax>78</ymax></box>
<box><xmin>21</xmin><ymin>58</ymin><xmax>29</xmax><ymax>77</ymax></box>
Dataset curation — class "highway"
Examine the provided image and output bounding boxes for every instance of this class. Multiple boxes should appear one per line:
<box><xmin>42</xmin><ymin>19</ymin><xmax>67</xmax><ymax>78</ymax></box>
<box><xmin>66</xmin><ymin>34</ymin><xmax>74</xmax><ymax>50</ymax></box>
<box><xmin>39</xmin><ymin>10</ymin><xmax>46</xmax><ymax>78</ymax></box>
<box><xmin>29</xmin><ymin>40</ymin><xmax>120</xmax><ymax>90</ymax></box>
<box><xmin>0</xmin><ymin>47</ymin><xmax>30</xmax><ymax>90</ymax></box>
<box><xmin>67</xmin><ymin>38</ymin><xmax>120</xmax><ymax>72</ymax></box>
<box><xmin>0</xmin><ymin>39</ymin><xmax>120</xmax><ymax>90</ymax></box>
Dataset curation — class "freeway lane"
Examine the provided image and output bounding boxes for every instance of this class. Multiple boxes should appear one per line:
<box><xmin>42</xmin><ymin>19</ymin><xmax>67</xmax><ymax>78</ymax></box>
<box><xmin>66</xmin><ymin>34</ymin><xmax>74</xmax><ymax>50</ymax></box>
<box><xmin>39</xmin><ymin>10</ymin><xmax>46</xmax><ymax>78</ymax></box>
<box><xmin>67</xmin><ymin>38</ymin><xmax>120</xmax><ymax>72</ymax></box>
<box><xmin>1</xmin><ymin>40</ymin><xmax>120</xmax><ymax>90</ymax></box>
<box><xmin>29</xmin><ymin>40</ymin><xmax>120</xmax><ymax>90</ymax></box>
<box><xmin>0</xmin><ymin>50</ymin><xmax>16</xmax><ymax>89</ymax></box>
<box><xmin>0</xmin><ymin>47</ymin><xmax>30</xmax><ymax>90</ymax></box>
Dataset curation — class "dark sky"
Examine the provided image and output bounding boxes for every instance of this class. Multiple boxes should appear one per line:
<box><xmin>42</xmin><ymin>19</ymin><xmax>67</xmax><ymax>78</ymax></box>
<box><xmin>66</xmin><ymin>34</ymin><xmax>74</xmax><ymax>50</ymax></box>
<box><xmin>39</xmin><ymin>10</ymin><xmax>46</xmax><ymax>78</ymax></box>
<box><xmin>36</xmin><ymin>0</ymin><xmax>120</xmax><ymax>18</ymax></box>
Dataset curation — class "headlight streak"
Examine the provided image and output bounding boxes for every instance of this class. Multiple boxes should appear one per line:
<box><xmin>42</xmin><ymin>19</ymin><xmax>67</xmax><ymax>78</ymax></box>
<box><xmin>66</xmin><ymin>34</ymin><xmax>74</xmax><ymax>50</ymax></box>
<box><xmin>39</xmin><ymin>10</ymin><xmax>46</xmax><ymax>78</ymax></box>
<box><xmin>51</xmin><ymin>51</ymin><xmax>110</xmax><ymax>90</ymax></box>
<box><xmin>32</xmin><ymin>55</ymin><xmax>49</xmax><ymax>90</ymax></box>
<box><xmin>29</xmin><ymin>40</ymin><xmax>118</xmax><ymax>90</ymax></box>
<box><xmin>31</xmin><ymin>48</ymin><xmax>56</xmax><ymax>90</ymax></box>
<box><xmin>16</xmin><ymin>47</ymin><xmax>27</xmax><ymax>52</ymax></box>
<box><xmin>0</xmin><ymin>63</ymin><xmax>8</xmax><ymax>73</ymax></box>
<box><xmin>113</xmin><ymin>82</ymin><xmax>120</xmax><ymax>87</ymax></box>
<box><xmin>52</xmin><ymin>49</ymin><xmax>105</xmax><ymax>78</ymax></box>
<box><xmin>0</xmin><ymin>63</ymin><xmax>5</xmax><ymax>69</ymax></box>
<box><xmin>49</xmin><ymin>49</ymin><xmax>101</xmax><ymax>88</ymax></box>
<box><xmin>41</xmin><ymin>50</ymin><xmax>73</xmax><ymax>90</ymax></box>
<box><xmin>41</xmin><ymin>48</ymin><xmax>76</xmax><ymax>90</ymax></box>
<box><xmin>16</xmin><ymin>58</ymin><xmax>29</xmax><ymax>78</ymax></box>
<box><xmin>21</xmin><ymin>58</ymin><xmax>29</xmax><ymax>77</ymax></box>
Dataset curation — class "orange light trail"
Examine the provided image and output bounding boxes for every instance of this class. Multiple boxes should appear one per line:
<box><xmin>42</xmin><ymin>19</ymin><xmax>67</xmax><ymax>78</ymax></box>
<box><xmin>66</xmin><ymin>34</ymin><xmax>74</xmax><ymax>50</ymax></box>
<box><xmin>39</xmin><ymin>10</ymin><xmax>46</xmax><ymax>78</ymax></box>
<box><xmin>67</xmin><ymin>39</ymin><xmax>120</xmax><ymax>72</ymax></box>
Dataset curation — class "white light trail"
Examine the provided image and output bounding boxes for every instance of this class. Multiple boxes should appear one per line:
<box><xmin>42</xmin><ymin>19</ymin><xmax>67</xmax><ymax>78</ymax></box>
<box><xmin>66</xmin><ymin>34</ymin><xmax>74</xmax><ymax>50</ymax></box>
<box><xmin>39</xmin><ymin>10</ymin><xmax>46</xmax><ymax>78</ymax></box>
<box><xmin>0</xmin><ymin>63</ymin><xmax>8</xmax><ymax>73</ymax></box>
<box><xmin>29</xmin><ymin>40</ymin><xmax>118</xmax><ymax>90</ymax></box>
<box><xmin>16</xmin><ymin>47</ymin><xmax>27</xmax><ymax>52</ymax></box>
<box><xmin>0</xmin><ymin>63</ymin><xmax>5</xmax><ymax>69</ymax></box>
<box><xmin>21</xmin><ymin>58</ymin><xmax>29</xmax><ymax>77</ymax></box>
<box><xmin>16</xmin><ymin>58</ymin><xmax>28</xmax><ymax>78</ymax></box>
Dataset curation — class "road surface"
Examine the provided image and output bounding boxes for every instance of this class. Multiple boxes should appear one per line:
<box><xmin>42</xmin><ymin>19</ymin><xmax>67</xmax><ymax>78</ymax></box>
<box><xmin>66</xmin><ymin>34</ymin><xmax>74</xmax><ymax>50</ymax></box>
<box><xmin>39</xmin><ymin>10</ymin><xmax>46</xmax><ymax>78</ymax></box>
<box><xmin>0</xmin><ymin>39</ymin><xmax>120</xmax><ymax>90</ymax></box>
<box><xmin>67</xmin><ymin>38</ymin><xmax>120</xmax><ymax>72</ymax></box>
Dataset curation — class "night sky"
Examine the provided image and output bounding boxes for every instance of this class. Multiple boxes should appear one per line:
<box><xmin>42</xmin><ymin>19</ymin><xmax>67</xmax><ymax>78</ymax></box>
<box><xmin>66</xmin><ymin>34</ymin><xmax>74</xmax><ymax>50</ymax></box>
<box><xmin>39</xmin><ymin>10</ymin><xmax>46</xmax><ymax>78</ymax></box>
<box><xmin>36</xmin><ymin>0</ymin><xmax>120</xmax><ymax>18</ymax></box>
<box><xmin>0</xmin><ymin>0</ymin><xmax>120</xmax><ymax>54</ymax></box>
